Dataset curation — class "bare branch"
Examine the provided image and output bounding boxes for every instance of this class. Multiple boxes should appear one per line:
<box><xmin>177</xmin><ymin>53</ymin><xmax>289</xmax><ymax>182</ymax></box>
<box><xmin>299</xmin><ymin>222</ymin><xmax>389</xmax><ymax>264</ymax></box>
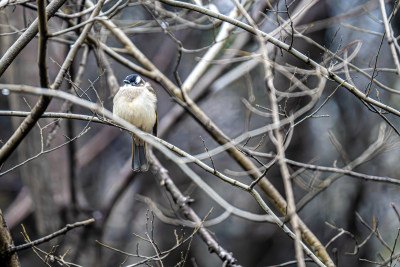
<box><xmin>8</xmin><ymin>218</ymin><xmax>95</xmax><ymax>253</ymax></box>
<box><xmin>0</xmin><ymin>209</ymin><xmax>20</xmax><ymax>267</ymax></box>
<box><xmin>379</xmin><ymin>0</ymin><xmax>400</xmax><ymax>75</ymax></box>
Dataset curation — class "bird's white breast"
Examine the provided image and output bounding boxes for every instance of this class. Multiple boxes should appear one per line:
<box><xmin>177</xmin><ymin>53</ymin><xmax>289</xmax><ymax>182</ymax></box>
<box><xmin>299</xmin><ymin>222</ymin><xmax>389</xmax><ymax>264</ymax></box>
<box><xmin>113</xmin><ymin>86</ymin><xmax>157</xmax><ymax>133</ymax></box>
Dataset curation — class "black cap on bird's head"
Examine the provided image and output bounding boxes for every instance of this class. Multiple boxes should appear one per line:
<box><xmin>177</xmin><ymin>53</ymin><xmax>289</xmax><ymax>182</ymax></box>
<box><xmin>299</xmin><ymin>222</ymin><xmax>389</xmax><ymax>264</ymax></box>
<box><xmin>123</xmin><ymin>74</ymin><xmax>145</xmax><ymax>86</ymax></box>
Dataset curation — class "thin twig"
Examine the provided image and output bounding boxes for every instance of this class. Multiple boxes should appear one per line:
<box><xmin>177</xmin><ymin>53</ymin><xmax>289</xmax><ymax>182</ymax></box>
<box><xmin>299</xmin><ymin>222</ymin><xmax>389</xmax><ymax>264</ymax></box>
<box><xmin>200</xmin><ymin>136</ymin><xmax>216</xmax><ymax>173</ymax></box>
<box><xmin>379</xmin><ymin>0</ymin><xmax>400</xmax><ymax>75</ymax></box>
<box><xmin>8</xmin><ymin>218</ymin><xmax>95</xmax><ymax>253</ymax></box>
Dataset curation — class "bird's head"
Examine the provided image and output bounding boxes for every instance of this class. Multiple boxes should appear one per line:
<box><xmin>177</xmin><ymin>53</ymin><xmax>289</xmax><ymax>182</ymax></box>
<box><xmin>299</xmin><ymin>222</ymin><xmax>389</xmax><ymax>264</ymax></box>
<box><xmin>123</xmin><ymin>74</ymin><xmax>145</xmax><ymax>86</ymax></box>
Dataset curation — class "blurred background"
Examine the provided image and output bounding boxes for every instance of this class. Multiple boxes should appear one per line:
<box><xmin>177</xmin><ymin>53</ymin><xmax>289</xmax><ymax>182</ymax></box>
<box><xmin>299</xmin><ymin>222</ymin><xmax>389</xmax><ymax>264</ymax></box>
<box><xmin>1</xmin><ymin>0</ymin><xmax>400</xmax><ymax>266</ymax></box>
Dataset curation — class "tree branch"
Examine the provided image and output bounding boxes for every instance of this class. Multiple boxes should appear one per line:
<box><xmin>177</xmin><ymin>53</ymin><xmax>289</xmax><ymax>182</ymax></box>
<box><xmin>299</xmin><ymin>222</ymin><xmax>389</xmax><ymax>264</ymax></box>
<box><xmin>7</xmin><ymin>218</ymin><xmax>95</xmax><ymax>253</ymax></box>
<box><xmin>0</xmin><ymin>210</ymin><xmax>20</xmax><ymax>267</ymax></box>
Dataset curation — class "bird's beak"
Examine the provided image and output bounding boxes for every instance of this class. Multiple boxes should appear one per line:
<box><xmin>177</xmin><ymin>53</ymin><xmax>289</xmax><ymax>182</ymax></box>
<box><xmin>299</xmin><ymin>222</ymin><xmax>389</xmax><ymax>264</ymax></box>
<box><xmin>123</xmin><ymin>80</ymin><xmax>130</xmax><ymax>84</ymax></box>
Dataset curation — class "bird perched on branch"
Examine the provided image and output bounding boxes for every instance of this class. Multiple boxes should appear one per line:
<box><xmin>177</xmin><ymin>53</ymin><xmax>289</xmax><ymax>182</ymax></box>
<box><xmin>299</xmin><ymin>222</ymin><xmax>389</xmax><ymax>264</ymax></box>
<box><xmin>113</xmin><ymin>74</ymin><xmax>158</xmax><ymax>171</ymax></box>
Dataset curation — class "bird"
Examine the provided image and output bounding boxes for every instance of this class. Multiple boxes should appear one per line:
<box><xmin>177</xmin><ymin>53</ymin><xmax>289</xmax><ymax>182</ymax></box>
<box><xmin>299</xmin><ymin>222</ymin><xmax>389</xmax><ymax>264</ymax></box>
<box><xmin>113</xmin><ymin>74</ymin><xmax>158</xmax><ymax>172</ymax></box>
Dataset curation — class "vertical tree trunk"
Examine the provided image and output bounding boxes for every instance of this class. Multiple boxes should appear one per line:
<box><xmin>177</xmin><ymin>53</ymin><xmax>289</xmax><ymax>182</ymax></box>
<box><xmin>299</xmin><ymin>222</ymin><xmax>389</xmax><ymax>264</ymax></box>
<box><xmin>0</xmin><ymin>210</ymin><xmax>20</xmax><ymax>267</ymax></box>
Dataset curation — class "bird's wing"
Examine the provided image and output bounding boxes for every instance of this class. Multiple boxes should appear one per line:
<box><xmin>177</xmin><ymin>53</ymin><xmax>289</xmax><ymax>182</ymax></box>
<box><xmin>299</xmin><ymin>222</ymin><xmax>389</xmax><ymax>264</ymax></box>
<box><xmin>153</xmin><ymin>111</ymin><xmax>158</xmax><ymax>137</ymax></box>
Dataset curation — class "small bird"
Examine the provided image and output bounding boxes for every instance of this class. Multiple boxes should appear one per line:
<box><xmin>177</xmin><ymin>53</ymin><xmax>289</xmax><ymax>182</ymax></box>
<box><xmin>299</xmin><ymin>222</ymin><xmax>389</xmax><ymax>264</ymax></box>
<box><xmin>113</xmin><ymin>74</ymin><xmax>158</xmax><ymax>171</ymax></box>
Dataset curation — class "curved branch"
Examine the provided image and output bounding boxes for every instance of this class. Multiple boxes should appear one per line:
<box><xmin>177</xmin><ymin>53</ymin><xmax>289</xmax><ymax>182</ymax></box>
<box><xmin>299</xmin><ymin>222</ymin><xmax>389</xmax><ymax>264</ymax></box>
<box><xmin>7</xmin><ymin>218</ymin><xmax>95</xmax><ymax>253</ymax></box>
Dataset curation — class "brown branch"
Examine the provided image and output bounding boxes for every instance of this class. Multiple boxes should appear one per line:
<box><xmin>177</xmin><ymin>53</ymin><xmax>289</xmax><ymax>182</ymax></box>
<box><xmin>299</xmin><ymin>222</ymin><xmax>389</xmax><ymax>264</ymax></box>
<box><xmin>37</xmin><ymin>0</ymin><xmax>49</xmax><ymax>88</ymax></box>
<box><xmin>0</xmin><ymin>111</ymin><xmax>115</xmax><ymax>125</ymax></box>
<box><xmin>379</xmin><ymin>0</ymin><xmax>400</xmax><ymax>75</ymax></box>
<box><xmin>7</xmin><ymin>218</ymin><xmax>95</xmax><ymax>253</ymax></box>
<box><xmin>0</xmin><ymin>210</ymin><xmax>20</xmax><ymax>267</ymax></box>
<box><xmin>148</xmin><ymin>151</ymin><xmax>240</xmax><ymax>267</ymax></box>
<box><xmin>356</xmin><ymin>212</ymin><xmax>392</xmax><ymax>253</ymax></box>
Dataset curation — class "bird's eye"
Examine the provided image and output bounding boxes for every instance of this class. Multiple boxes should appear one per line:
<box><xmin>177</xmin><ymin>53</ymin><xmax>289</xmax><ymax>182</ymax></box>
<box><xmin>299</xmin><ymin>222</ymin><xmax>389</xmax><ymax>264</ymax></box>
<box><xmin>135</xmin><ymin>76</ymin><xmax>142</xmax><ymax>85</ymax></box>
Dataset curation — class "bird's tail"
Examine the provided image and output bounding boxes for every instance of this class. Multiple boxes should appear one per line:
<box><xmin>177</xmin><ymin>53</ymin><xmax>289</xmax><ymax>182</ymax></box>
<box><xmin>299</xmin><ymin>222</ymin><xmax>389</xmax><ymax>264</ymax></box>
<box><xmin>132</xmin><ymin>138</ymin><xmax>149</xmax><ymax>172</ymax></box>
